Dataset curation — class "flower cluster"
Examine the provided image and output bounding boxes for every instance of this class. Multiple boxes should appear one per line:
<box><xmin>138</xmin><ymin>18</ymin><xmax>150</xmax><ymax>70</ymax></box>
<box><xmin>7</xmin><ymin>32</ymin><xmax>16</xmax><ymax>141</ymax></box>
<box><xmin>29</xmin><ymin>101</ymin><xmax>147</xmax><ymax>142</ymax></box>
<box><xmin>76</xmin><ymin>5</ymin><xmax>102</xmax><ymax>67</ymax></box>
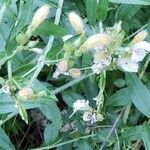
<box><xmin>53</xmin><ymin>12</ymin><xmax>150</xmax><ymax>79</ymax></box>
<box><xmin>72</xmin><ymin>99</ymin><xmax>97</xmax><ymax>124</ymax></box>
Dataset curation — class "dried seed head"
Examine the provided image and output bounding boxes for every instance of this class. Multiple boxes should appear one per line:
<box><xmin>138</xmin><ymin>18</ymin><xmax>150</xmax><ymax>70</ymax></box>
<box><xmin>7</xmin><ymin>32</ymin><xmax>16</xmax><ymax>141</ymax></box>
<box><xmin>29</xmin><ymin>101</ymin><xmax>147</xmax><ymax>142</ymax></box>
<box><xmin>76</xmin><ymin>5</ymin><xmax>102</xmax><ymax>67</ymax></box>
<box><xmin>57</xmin><ymin>60</ymin><xmax>68</xmax><ymax>72</ymax></box>
<box><xmin>27</xmin><ymin>5</ymin><xmax>49</xmax><ymax>35</ymax></box>
<box><xmin>69</xmin><ymin>68</ymin><xmax>81</xmax><ymax>78</ymax></box>
<box><xmin>81</xmin><ymin>33</ymin><xmax>112</xmax><ymax>52</ymax></box>
<box><xmin>68</xmin><ymin>12</ymin><xmax>84</xmax><ymax>34</ymax></box>
<box><xmin>131</xmin><ymin>30</ymin><xmax>148</xmax><ymax>44</ymax></box>
<box><xmin>18</xmin><ymin>87</ymin><xmax>34</xmax><ymax>100</ymax></box>
<box><xmin>94</xmin><ymin>51</ymin><xmax>107</xmax><ymax>62</ymax></box>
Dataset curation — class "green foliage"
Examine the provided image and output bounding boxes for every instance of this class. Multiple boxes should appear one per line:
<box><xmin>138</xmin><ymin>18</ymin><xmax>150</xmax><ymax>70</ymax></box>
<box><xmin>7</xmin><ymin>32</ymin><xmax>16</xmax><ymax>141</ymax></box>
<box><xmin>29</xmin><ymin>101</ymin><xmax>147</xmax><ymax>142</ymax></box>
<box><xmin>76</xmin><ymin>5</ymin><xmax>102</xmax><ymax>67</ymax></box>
<box><xmin>0</xmin><ymin>127</ymin><xmax>15</xmax><ymax>150</ymax></box>
<box><xmin>0</xmin><ymin>0</ymin><xmax>150</xmax><ymax>149</ymax></box>
<box><xmin>86</xmin><ymin>0</ymin><xmax>97</xmax><ymax>26</ymax></box>
<box><xmin>126</xmin><ymin>73</ymin><xmax>150</xmax><ymax>117</ymax></box>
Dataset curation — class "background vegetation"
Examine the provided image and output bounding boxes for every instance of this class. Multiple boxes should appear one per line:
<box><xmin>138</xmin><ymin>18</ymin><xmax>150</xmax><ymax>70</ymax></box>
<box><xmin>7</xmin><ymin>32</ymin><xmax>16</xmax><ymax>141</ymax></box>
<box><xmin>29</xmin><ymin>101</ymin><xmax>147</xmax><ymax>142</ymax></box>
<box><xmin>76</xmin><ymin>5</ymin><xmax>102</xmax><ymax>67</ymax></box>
<box><xmin>0</xmin><ymin>0</ymin><xmax>150</xmax><ymax>149</ymax></box>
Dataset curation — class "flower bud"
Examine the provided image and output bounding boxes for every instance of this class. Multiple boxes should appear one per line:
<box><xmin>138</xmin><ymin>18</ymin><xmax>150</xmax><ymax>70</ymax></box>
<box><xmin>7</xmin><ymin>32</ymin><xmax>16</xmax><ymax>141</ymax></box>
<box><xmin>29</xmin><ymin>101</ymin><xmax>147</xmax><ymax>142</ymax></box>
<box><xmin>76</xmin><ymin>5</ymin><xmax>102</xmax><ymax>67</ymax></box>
<box><xmin>26</xmin><ymin>5</ymin><xmax>49</xmax><ymax>36</ymax></box>
<box><xmin>69</xmin><ymin>68</ymin><xmax>81</xmax><ymax>78</ymax></box>
<box><xmin>96</xmin><ymin>114</ymin><xmax>104</xmax><ymax>121</ymax></box>
<box><xmin>68</xmin><ymin>12</ymin><xmax>84</xmax><ymax>34</ymax></box>
<box><xmin>81</xmin><ymin>33</ymin><xmax>112</xmax><ymax>52</ymax></box>
<box><xmin>131</xmin><ymin>30</ymin><xmax>148</xmax><ymax>44</ymax></box>
<box><xmin>18</xmin><ymin>87</ymin><xmax>34</xmax><ymax>100</ymax></box>
<box><xmin>57</xmin><ymin>60</ymin><xmax>68</xmax><ymax>72</ymax></box>
<box><xmin>16</xmin><ymin>33</ymin><xmax>28</xmax><ymax>45</ymax></box>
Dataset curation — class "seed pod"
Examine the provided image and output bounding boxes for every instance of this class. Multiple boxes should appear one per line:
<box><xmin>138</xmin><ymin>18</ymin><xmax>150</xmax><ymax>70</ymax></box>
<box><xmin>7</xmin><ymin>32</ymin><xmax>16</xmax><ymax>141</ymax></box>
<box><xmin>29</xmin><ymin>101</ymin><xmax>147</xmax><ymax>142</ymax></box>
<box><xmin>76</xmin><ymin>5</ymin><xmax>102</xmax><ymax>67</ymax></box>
<box><xmin>68</xmin><ymin>12</ymin><xmax>84</xmax><ymax>34</ymax></box>
<box><xmin>131</xmin><ymin>30</ymin><xmax>148</xmax><ymax>44</ymax></box>
<box><xmin>26</xmin><ymin>5</ymin><xmax>49</xmax><ymax>36</ymax></box>
<box><xmin>69</xmin><ymin>68</ymin><xmax>81</xmax><ymax>78</ymax></box>
<box><xmin>81</xmin><ymin>33</ymin><xmax>112</xmax><ymax>52</ymax></box>
<box><xmin>57</xmin><ymin>60</ymin><xmax>68</xmax><ymax>72</ymax></box>
<box><xmin>18</xmin><ymin>87</ymin><xmax>34</xmax><ymax>100</ymax></box>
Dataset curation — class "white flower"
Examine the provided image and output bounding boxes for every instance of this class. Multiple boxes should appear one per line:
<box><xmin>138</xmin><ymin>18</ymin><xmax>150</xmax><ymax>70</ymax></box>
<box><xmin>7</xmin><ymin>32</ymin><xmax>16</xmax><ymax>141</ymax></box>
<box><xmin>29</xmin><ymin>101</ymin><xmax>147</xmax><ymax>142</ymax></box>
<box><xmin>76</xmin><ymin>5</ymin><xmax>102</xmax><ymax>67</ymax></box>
<box><xmin>91</xmin><ymin>63</ymin><xmax>103</xmax><ymax>74</ymax></box>
<box><xmin>1</xmin><ymin>85</ymin><xmax>10</xmax><ymax>94</ymax></box>
<box><xmin>62</xmin><ymin>34</ymin><xmax>73</xmax><ymax>41</ymax></box>
<box><xmin>92</xmin><ymin>57</ymin><xmax>111</xmax><ymax>74</ymax></box>
<box><xmin>82</xmin><ymin>111</ymin><xmax>97</xmax><ymax>124</ymax></box>
<box><xmin>130</xmin><ymin>41</ymin><xmax>150</xmax><ymax>62</ymax></box>
<box><xmin>117</xmin><ymin>58</ymin><xmax>139</xmax><ymax>72</ymax></box>
<box><xmin>73</xmin><ymin>99</ymin><xmax>90</xmax><ymax>112</ymax></box>
<box><xmin>131</xmin><ymin>48</ymin><xmax>146</xmax><ymax>62</ymax></box>
<box><xmin>53</xmin><ymin>60</ymin><xmax>69</xmax><ymax>79</ymax></box>
<box><xmin>132</xmin><ymin>41</ymin><xmax>150</xmax><ymax>52</ymax></box>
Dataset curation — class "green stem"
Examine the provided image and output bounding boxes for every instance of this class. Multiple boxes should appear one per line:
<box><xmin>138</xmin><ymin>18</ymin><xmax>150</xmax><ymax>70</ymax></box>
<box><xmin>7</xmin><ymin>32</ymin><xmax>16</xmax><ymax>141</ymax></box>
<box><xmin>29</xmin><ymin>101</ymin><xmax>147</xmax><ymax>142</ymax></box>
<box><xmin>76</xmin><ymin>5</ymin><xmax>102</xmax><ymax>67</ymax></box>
<box><xmin>28</xmin><ymin>0</ymin><xmax>64</xmax><ymax>86</ymax></box>
<box><xmin>52</xmin><ymin>73</ymin><xmax>94</xmax><ymax>95</ymax></box>
<box><xmin>96</xmin><ymin>71</ymin><xmax>106</xmax><ymax>114</ymax></box>
<box><xmin>7</xmin><ymin>61</ymin><xmax>12</xmax><ymax>80</ymax></box>
<box><xmin>29</xmin><ymin>133</ymin><xmax>96</xmax><ymax>150</ymax></box>
<box><xmin>0</xmin><ymin>2</ymin><xmax>7</xmax><ymax>25</ymax></box>
<box><xmin>123</xmin><ymin>24</ymin><xmax>148</xmax><ymax>42</ymax></box>
<box><xmin>139</xmin><ymin>54</ymin><xmax>150</xmax><ymax>79</ymax></box>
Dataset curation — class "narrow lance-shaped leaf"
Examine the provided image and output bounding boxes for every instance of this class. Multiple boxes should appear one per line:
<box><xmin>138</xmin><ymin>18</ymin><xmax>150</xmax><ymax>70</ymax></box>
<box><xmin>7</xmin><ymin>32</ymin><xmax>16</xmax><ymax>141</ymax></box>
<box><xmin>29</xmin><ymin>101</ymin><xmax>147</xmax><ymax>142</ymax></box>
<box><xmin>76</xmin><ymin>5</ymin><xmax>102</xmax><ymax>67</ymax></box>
<box><xmin>126</xmin><ymin>73</ymin><xmax>150</xmax><ymax>118</ymax></box>
<box><xmin>86</xmin><ymin>0</ymin><xmax>97</xmax><ymax>26</ymax></box>
<box><xmin>110</xmin><ymin>0</ymin><xmax>150</xmax><ymax>5</ymax></box>
<box><xmin>97</xmin><ymin>0</ymin><xmax>109</xmax><ymax>21</ymax></box>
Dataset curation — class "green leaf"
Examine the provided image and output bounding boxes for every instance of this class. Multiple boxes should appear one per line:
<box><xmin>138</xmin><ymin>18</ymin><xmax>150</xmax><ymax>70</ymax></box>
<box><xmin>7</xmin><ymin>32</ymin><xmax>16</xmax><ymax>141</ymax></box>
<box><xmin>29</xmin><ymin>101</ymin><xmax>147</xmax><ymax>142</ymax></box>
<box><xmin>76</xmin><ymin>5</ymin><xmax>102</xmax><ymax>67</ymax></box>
<box><xmin>9</xmin><ymin>0</ymin><xmax>34</xmax><ymax>42</ymax></box>
<box><xmin>110</xmin><ymin>0</ymin><xmax>150</xmax><ymax>5</ymax></box>
<box><xmin>106</xmin><ymin>88</ymin><xmax>132</xmax><ymax>106</ymax></box>
<box><xmin>115</xmin><ymin>4</ymin><xmax>141</xmax><ymax>20</ymax></box>
<box><xmin>97</xmin><ymin>0</ymin><xmax>109</xmax><ymax>21</ymax></box>
<box><xmin>86</xmin><ymin>0</ymin><xmax>97</xmax><ymax>26</ymax></box>
<box><xmin>46</xmin><ymin>43</ymin><xmax>63</xmax><ymax>60</ymax></box>
<box><xmin>0</xmin><ymin>127</ymin><xmax>15</xmax><ymax>150</ymax></box>
<box><xmin>141</xmin><ymin>123</ymin><xmax>150</xmax><ymax>150</ymax></box>
<box><xmin>38</xmin><ymin>98</ymin><xmax>62</xmax><ymax>129</ymax></box>
<box><xmin>0</xmin><ymin>93</ymin><xmax>62</xmax><ymax>129</ymax></box>
<box><xmin>77</xmin><ymin>141</ymin><xmax>93</xmax><ymax>150</ymax></box>
<box><xmin>44</xmin><ymin>123</ymin><xmax>59</xmax><ymax>144</ymax></box>
<box><xmin>126</xmin><ymin>73</ymin><xmax>150</xmax><ymax>118</ymax></box>
<box><xmin>121</xmin><ymin>126</ymin><xmax>142</xmax><ymax>142</ymax></box>
<box><xmin>113</xmin><ymin>78</ymin><xmax>126</xmax><ymax>88</ymax></box>
<box><xmin>33</xmin><ymin>20</ymin><xmax>67</xmax><ymax>36</ymax></box>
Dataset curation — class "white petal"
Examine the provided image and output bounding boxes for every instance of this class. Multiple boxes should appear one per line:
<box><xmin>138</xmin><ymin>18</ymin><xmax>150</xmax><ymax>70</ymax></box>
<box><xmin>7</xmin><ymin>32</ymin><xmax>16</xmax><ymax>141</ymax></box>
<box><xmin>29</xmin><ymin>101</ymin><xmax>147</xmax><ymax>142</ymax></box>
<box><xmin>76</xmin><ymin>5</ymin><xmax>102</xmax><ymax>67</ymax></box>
<box><xmin>73</xmin><ymin>100</ymin><xmax>90</xmax><ymax>112</ymax></box>
<box><xmin>83</xmin><ymin>112</ymin><xmax>96</xmax><ymax>124</ymax></box>
<box><xmin>31</xmin><ymin>48</ymin><xmax>43</xmax><ymax>54</ymax></box>
<box><xmin>91</xmin><ymin>63</ymin><xmax>103</xmax><ymax>74</ymax></box>
<box><xmin>117</xmin><ymin>58</ymin><xmax>139</xmax><ymax>72</ymax></box>
<box><xmin>62</xmin><ymin>34</ymin><xmax>73</xmax><ymax>41</ymax></box>
<box><xmin>131</xmin><ymin>48</ymin><xmax>146</xmax><ymax>62</ymax></box>
<box><xmin>132</xmin><ymin>41</ymin><xmax>150</xmax><ymax>52</ymax></box>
